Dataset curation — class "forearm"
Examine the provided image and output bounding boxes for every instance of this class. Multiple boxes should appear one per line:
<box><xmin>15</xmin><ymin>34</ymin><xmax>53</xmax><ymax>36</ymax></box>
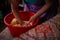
<box><xmin>34</xmin><ymin>2</ymin><xmax>53</xmax><ymax>17</ymax></box>
<box><xmin>10</xmin><ymin>0</ymin><xmax>19</xmax><ymax>12</ymax></box>
<box><xmin>10</xmin><ymin>0</ymin><xmax>24</xmax><ymax>25</ymax></box>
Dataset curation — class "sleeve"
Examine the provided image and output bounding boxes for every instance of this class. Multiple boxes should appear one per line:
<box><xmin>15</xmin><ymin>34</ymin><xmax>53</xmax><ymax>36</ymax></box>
<box><xmin>45</xmin><ymin>0</ymin><xmax>58</xmax><ymax>3</ymax></box>
<box><xmin>45</xmin><ymin>0</ymin><xmax>59</xmax><ymax>7</ymax></box>
<box><xmin>45</xmin><ymin>0</ymin><xmax>52</xmax><ymax>3</ymax></box>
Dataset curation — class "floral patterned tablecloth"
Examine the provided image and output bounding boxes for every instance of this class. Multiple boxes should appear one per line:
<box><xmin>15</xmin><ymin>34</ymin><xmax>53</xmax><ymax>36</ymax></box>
<box><xmin>0</xmin><ymin>14</ymin><xmax>60</xmax><ymax>40</ymax></box>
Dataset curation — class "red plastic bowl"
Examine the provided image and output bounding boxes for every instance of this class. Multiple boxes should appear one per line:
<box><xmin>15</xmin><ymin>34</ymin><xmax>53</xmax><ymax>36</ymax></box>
<box><xmin>4</xmin><ymin>11</ymin><xmax>39</xmax><ymax>37</ymax></box>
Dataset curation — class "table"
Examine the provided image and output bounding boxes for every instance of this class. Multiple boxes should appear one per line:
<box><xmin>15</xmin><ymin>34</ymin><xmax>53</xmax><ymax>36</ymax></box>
<box><xmin>0</xmin><ymin>14</ymin><xmax>60</xmax><ymax>40</ymax></box>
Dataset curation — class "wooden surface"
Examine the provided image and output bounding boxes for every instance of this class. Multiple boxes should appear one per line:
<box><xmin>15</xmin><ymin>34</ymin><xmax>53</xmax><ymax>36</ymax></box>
<box><xmin>0</xmin><ymin>14</ymin><xmax>60</xmax><ymax>40</ymax></box>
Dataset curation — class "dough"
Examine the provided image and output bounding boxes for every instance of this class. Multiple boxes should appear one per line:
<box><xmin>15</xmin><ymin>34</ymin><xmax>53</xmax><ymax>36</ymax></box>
<box><xmin>11</xmin><ymin>18</ymin><xmax>19</xmax><ymax>25</ymax></box>
<box><xmin>11</xmin><ymin>18</ymin><xmax>32</xmax><ymax>26</ymax></box>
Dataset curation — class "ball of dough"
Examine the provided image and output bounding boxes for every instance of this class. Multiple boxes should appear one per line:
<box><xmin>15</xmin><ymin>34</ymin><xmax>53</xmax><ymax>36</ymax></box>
<box><xmin>11</xmin><ymin>18</ymin><xmax>19</xmax><ymax>25</ymax></box>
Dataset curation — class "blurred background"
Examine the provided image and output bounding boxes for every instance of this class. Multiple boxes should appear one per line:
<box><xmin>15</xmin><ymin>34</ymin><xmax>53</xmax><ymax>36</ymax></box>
<box><xmin>0</xmin><ymin>0</ymin><xmax>60</xmax><ymax>32</ymax></box>
<box><xmin>0</xmin><ymin>0</ymin><xmax>11</xmax><ymax>32</ymax></box>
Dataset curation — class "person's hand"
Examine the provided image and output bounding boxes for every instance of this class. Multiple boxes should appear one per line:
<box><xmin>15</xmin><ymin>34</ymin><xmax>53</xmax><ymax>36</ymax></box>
<box><xmin>28</xmin><ymin>14</ymin><xmax>38</xmax><ymax>24</ymax></box>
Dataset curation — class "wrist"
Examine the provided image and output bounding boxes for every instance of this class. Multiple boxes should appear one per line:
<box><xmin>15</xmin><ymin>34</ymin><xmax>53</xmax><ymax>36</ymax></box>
<box><xmin>34</xmin><ymin>12</ymin><xmax>40</xmax><ymax>18</ymax></box>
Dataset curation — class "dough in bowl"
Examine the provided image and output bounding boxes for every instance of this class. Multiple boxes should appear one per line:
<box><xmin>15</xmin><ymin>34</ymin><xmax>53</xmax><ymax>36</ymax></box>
<box><xmin>11</xmin><ymin>18</ymin><xmax>32</xmax><ymax>26</ymax></box>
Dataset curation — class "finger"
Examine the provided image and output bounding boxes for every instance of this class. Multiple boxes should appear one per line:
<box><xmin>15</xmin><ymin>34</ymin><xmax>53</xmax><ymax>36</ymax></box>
<box><xmin>28</xmin><ymin>19</ymin><xmax>32</xmax><ymax>24</ymax></box>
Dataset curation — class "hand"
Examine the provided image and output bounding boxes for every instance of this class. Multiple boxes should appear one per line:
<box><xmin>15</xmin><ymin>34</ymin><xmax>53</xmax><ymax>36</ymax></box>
<box><xmin>28</xmin><ymin>14</ymin><xmax>38</xmax><ymax>24</ymax></box>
